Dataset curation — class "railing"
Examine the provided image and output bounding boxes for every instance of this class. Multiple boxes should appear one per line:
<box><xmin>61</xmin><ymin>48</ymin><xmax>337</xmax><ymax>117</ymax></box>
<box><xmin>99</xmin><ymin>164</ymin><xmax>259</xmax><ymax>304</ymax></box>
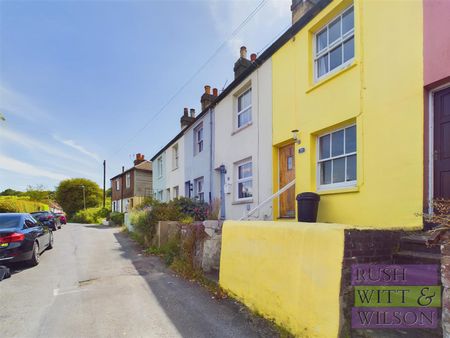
<box><xmin>239</xmin><ymin>179</ymin><xmax>296</xmax><ymax>221</ymax></box>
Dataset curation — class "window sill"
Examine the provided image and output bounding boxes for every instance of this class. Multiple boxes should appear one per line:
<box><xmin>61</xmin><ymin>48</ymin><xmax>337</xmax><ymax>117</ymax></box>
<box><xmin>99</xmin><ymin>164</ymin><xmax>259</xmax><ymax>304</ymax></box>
<box><xmin>231</xmin><ymin>122</ymin><xmax>253</xmax><ymax>136</ymax></box>
<box><xmin>172</xmin><ymin>167</ymin><xmax>178</xmax><ymax>171</ymax></box>
<box><xmin>307</xmin><ymin>61</ymin><xmax>358</xmax><ymax>94</ymax></box>
<box><xmin>316</xmin><ymin>186</ymin><xmax>359</xmax><ymax>196</ymax></box>
<box><xmin>232</xmin><ymin>199</ymin><xmax>253</xmax><ymax>205</ymax></box>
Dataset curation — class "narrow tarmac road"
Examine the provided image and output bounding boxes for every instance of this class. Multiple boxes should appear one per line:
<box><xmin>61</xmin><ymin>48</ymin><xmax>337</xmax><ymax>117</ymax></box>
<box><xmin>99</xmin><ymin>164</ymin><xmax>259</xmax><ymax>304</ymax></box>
<box><xmin>0</xmin><ymin>223</ymin><xmax>279</xmax><ymax>338</ymax></box>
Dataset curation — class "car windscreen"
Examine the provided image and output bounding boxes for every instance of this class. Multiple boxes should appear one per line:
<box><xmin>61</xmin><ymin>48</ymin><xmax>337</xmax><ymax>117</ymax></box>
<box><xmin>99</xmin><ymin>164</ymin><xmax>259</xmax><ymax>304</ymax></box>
<box><xmin>31</xmin><ymin>212</ymin><xmax>46</xmax><ymax>216</ymax></box>
<box><xmin>0</xmin><ymin>214</ymin><xmax>22</xmax><ymax>229</ymax></box>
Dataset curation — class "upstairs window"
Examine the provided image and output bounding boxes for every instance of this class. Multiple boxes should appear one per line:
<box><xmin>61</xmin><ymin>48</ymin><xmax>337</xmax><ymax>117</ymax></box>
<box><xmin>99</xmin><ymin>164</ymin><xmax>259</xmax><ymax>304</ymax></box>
<box><xmin>172</xmin><ymin>144</ymin><xmax>179</xmax><ymax>170</ymax></box>
<box><xmin>237</xmin><ymin>88</ymin><xmax>252</xmax><ymax>129</ymax></box>
<box><xmin>236</xmin><ymin>160</ymin><xmax>252</xmax><ymax>200</ymax></box>
<box><xmin>317</xmin><ymin>125</ymin><xmax>356</xmax><ymax>189</ymax></box>
<box><xmin>157</xmin><ymin>157</ymin><xmax>163</xmax><ymax>178</ymax></box>
<box><xmin>314</xmin><ymin>5</ymin><xmax>354</xmax><ymax>80</ymax></box>
<box><xmin>194</xmin><ymin>123</ymin><xmax>204</xmax><ymax>155</ymax></box>
<box><xmin>116</xmin><ymin>179</ymin><xmax>120</xmax><ymax>191</ymax></box>
<box><xmin>126</xmin><ymin>173</ymin><xmax>131</xmax><ymax>189</ymax></box>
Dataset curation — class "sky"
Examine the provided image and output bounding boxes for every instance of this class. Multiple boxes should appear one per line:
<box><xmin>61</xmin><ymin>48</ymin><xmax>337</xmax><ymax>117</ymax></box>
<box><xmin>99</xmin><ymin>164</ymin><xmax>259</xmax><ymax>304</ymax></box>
<box><xmin>0</xmin><ymin>0</ymin><xmax>291</xmax><ymax>192</ymax></box>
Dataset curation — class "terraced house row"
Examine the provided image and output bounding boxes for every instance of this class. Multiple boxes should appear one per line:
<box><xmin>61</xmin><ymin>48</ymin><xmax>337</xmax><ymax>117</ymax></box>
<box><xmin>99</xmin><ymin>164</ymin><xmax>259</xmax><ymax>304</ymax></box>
<box><xmin>150</xmin><ymin>0</ymin><xmax>449</xmax><ymax>229</ymax></box>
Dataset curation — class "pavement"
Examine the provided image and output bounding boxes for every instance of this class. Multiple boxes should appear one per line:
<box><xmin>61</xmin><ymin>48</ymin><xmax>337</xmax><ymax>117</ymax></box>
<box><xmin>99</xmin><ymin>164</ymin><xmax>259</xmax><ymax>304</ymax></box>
<box><xmin>0</xmin><ymin>223</ymin><xmax>281</xmax><ymax>338</ymax></box>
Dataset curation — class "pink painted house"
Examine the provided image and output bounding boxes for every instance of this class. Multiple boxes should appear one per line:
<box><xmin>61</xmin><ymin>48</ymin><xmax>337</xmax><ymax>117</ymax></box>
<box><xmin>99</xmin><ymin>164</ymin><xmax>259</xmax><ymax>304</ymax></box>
<box><xmin>423</xmin><ymin>0</ymin><xmax>450</xmax><ymax>212</ymax></box>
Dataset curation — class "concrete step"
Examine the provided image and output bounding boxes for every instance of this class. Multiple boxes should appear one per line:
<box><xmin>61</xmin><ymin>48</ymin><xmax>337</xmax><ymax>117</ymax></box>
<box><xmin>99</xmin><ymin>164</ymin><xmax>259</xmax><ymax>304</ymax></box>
<box><xmin>393</xmin><ymin>250</ymin><xmax>441</xmax><ymax>264</ymax></box>
<box><xmin>398</xmin><ymin>234</ymin><xmax>441</xmax><ymax>254</ymax></box>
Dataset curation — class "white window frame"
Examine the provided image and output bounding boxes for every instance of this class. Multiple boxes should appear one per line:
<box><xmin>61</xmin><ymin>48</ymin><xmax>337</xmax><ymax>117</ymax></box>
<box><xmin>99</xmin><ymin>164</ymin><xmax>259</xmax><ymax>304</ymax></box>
<box><xmin>314</xmin><ymin>5</ymin><xmax>355</xmax><ymax>82</ymax></box>
<box><xmin>157</xmin><ymin>157</ymin><xmax>163</xmax><ymax>178</ymax></box>
<box><xmin>126</xmin><ymin>173</ymin><xmax>131</xmax><ymax>189</ymax></box>
<box><xmin>236</xmin><ymin>88</ymin><xmax>252</xmax><ymax>129</ymax></box>
<box><xmin>116</xmin><ymin>179</ymin><xmax>120</xmax><ymax>191</ymax></box>
<box><xmin>316</xmin><ymin>124</ymin><xmax>357</xmax><ymax>191</ymax></box>
<box><xmin>165</xmin><ymin>188</ymin><xmax>170</xmax><ymax>201</ymax></box>
<box><xmin>157</xmin><ymin>190</ymin><xmax>163</xmax><ymax>201</ymax></box>
<box><xmin>194</xmin><ymin>123</ymin><xmax>204</xmax><ymax>155</ymax></box>
<box><xmin>172</xmin><ymin>144</ymin><xmax>179</xmax><ymax>170</ymax></box>
<box><xmin>194</xmin><ymin>177</ymin><xmax>204</xmax><ymax>202</ymax></box>
<box><xmin>235</xmin><ymin>159</ymin><xmax>253</xmax><ymax>201</ymax></box>
<box><xmin>173</xmin><ymin>186</ymin><xmax>179</xmax><ymax>199</ymax></box>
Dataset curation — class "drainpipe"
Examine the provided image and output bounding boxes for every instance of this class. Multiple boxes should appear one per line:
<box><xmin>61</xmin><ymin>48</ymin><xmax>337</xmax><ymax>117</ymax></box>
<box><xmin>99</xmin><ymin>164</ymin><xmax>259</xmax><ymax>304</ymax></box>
<box><xmin>209</xmin><ymin>108</ymin><xmax>214</xmax><ymax>202</ymax></box>
<box><xmin>121</xmin><ymin>166</ymin><xmax>124</xmax><ymax>213</ymax></box>
<box><xmin>219</xmin><ymin>164</ymin><xmax>226</xmax><ymax>220</ymax></box>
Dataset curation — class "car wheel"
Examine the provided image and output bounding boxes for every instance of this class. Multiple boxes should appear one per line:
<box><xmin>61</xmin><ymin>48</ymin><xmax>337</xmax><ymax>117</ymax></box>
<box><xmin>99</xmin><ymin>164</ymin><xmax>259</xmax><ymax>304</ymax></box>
<box><xmin>47</xmin><ymin>232</ymin><xmax>54</xmax><ymax>250</ymax></box>
<box><xmin>28</xmin><ymin>242</ymin><xmax>40</xmax><ymax>266</ymax></box>
<box><xmin>58</xmin><ymin>225</ymin><xmax>61</xmax><ymax>229</ymax></box>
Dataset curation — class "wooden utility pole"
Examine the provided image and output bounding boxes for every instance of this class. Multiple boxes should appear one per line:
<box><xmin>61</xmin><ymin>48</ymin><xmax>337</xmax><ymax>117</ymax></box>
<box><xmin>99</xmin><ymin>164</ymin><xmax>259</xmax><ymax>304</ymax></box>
<box><xmin>103</xmin><ymin>160</ymin><xmax>106</xmax><ymax>208</ymax></box>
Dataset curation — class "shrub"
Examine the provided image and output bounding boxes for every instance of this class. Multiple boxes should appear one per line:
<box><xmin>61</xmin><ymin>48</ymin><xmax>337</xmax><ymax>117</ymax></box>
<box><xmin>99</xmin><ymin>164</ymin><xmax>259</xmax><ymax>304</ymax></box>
<box><xmin>110</xmin><ymin>212</ymin><xmax>125</xmax><ymax>226</ymax></box>
<box><xmin>71</xmin><ymin>207</ymin><xmax>105</xmax><ymax>224</ymax></box>
<box><xmin>169</xmin><ymin>197</ymin><xmax>209</xmax><ymax>221</ymax></box>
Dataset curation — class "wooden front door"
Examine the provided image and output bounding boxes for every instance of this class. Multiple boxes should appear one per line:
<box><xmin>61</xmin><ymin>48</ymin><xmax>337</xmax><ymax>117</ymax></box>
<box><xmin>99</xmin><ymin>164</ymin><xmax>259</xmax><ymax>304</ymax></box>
<box><xmin>434</xmin><ymin>87</ymin><xmax>450</xmax><ymax>199</ymax></box>
<box><xmin>279</xmin><ymin>144</ymin><xmax>296</xmax><ymax>218</ymax></box>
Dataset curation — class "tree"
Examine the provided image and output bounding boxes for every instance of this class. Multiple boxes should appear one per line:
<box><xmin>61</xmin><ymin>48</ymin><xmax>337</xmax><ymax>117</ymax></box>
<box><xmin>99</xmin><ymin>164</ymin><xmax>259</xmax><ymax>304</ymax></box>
<box><xmin>0</xmin><ymin>188</ymin><xmax>23</xmax><ymax>196</ymax></box>
<box><xmin>55</xmin><ymin>178</ymin><xmax>102</xmax><ymax>216</ymax></box>
<box><xmin>23</xmin><ymin>185</ymin><xmax>54</xmax><ymax>202</ymax></box>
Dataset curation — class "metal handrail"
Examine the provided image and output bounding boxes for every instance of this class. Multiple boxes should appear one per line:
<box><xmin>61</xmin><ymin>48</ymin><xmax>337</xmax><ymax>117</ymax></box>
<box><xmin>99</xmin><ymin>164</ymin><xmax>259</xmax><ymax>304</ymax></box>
<box><xmin>239</xmin><ymin>179</ymin><xmax>296</xmax><ymax>221</ymax></box>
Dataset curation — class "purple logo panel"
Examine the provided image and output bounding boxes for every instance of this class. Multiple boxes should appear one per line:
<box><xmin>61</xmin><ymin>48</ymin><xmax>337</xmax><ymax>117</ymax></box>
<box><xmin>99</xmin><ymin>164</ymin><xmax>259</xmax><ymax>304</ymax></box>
<box><xmin>352</xmin><ymin>307</ymin><xmax>439</xmax><ymax>329</ymax></box>
<box><xmin>351</xmin><ymin>264</ymin><xmax>439</xmax><ymax>286</ymax></box>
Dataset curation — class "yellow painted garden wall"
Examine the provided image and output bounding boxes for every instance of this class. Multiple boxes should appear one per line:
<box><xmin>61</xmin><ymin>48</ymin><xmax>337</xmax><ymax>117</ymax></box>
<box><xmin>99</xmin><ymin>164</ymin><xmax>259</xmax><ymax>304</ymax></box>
<box><xmin>272</xmin><ymin>0</ymin><xmax>424</xmax><ymax>228</ymax></box>
<box><xmin>219</xmin><ymin>221</ymin><xmax>348</xmax><ymax>337</ymax></box>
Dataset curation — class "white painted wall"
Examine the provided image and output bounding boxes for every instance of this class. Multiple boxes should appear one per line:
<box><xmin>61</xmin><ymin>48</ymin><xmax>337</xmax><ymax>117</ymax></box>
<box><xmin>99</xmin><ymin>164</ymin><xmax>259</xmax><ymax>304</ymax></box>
<box><xmin>213</xmin><ymin>59</ymin><xmax>273</xmax><ymax>220</ymax></box>
<box><xmin>165</xmin><ymin>137</ymin><xmax>185</xmax><ymax>201</ymax></box>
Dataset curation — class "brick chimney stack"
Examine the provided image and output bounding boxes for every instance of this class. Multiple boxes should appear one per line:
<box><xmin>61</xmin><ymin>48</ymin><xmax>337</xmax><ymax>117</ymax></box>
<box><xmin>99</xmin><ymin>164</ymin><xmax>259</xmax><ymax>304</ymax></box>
<box><xmin>233</xmin><ymin>46</ymin><xmax>253</xmax><ymax>79</ymax></box>
<box><xmin>291</xmin><ymin>0</ymin><xmax>320</xmax><ymax>25</ymax></box>
<box><xmin>180</xmin><ymin>107</ymin><xmax>195</xmax><ymax>129</ymax></box>
<box><xmin>134</xmin><ymin>153</ymin><xmax>145</xmax><ymax>166</ymax></box>
<box><xmin>201</xmin><ymin>85</ymin><xmax>216</xmax><ymax>110</ymax></box>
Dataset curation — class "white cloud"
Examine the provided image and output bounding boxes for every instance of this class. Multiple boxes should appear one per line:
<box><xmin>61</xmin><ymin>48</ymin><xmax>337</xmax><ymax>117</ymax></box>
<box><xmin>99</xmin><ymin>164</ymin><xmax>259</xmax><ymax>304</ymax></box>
<box><xmin>0</xmin><ymin>85</ymin><xmax>50</xmax><ymax>122</ymax></box>
<box><xmin>53</xmin><ymin>135</ymin><xmax>100</xmax><ymax>162</ymax></box>
<box><xmin>0</xmin><ymin>127</ymin><xmax>95</xmax><ymax>167</ymax></box>
<box><xmin>0</xmin><ymin>153</ymin><xmax>69</xmax><ymax>181</ymax></box>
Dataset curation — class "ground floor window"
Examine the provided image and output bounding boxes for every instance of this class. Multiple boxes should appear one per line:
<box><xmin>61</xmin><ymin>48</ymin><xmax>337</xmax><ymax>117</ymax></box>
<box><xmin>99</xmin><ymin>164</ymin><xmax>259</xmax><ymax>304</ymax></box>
<box><xmin>173</xmin><ymin>186</ymin><xmax>179</xmax><ymax>199</ymax></box>
<box><xmin>194</xmin><ymin>177</ymin><xmax>204</xmax><ymax>202</ymax></box>
<box><xmin>165</xmin><ymin>188</ymin><xmax>170</xmax><ymax>201</ymax></box>
<box><xmin>236</xmin><ymin>159</ymin><xmax>252</xmax><ymax>200</ymax></box>
<box><xmin>317</xmin><ymin>124</ymin><xmax>356</xmax><ymax>189</ymax></box>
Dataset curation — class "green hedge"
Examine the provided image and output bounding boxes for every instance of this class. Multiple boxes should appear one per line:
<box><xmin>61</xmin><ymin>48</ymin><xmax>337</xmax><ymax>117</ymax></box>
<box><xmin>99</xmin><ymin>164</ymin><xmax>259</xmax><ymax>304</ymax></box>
<box><xmin>71</xmin><ymin>207</ymin><xmax>109</xmax><ymax>224</ymax></box>
<box><xmin>110</xmin><ymin>212</ymin><xmax>124</xmax><ymax>226</ymax></box>
<box><xmin>0</xmin><ymin>196</ymin><xmax>49</xmax><ymax>213</ymax></box>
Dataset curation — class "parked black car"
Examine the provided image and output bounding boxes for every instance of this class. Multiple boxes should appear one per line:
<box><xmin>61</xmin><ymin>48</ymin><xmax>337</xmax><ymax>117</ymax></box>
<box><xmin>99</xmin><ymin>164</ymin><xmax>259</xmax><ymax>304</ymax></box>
<box><xmin>0</xmin><ymin>213</ymin><xmax>53</xmax><ymax>266</ymax></box>
<box><xmin>30</xmin><ymin>211</ymin><xmax>61</xmax><ymax>230</ymax></box>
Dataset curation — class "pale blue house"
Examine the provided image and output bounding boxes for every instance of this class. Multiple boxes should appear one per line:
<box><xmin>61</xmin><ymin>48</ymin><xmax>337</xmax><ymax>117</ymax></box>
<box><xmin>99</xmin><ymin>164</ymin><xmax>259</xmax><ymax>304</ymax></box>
<box><xmin>183</xmin><ymin>86</ymin><xmax>216</xmax><ymax>203</ymax></box>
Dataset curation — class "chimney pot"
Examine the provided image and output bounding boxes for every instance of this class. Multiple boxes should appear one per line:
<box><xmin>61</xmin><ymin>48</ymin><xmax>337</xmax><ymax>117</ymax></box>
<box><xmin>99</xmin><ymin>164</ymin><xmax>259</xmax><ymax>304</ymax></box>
<box><xmin>184</xmin><ymin>107</ymin><xmax>189</xmax><ymax>116</ymax></box>
<box><xmin>190</xmin><ymin>108</ymin><xmax>195</xmax><ymax>117</ymax></box>
<box><xmin>240</xmin><ymin>46</ymin><xmax>247</xmax><ymax>59</ymax></box>
<box><xmin>250</xmin><ymin>53</ymin><xmax>257</xmax><ymax>62</ymax></box>
<box><xmin>204</xmin><ymin>85</ymin><xmax>211</xmax><ymax>95</ymax></box>
<box><xmin>213</xmin><ymin>88</ymin><xmax>218</xmax><ymax>96</ymax></box>
<box><xmin>234</xmin><ymin>46</ymin><xmax>253</xmax><ymax>79</ymax></box>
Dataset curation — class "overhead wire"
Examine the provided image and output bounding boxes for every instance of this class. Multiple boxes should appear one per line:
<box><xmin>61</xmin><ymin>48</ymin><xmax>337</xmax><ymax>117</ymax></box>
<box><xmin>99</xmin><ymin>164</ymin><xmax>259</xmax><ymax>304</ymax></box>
<box><xmin>108</xmin><ymin>0</ymin><xmax>270</xmax><ymax>159</ymax></box>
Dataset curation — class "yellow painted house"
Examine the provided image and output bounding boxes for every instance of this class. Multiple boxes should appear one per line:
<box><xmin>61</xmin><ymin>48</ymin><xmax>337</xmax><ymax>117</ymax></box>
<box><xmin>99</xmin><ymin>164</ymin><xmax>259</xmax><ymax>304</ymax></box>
<box><xmin>272</xmin><ymin>0</ymin><xmax>424</xmax><ymax>228</ymax></box>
